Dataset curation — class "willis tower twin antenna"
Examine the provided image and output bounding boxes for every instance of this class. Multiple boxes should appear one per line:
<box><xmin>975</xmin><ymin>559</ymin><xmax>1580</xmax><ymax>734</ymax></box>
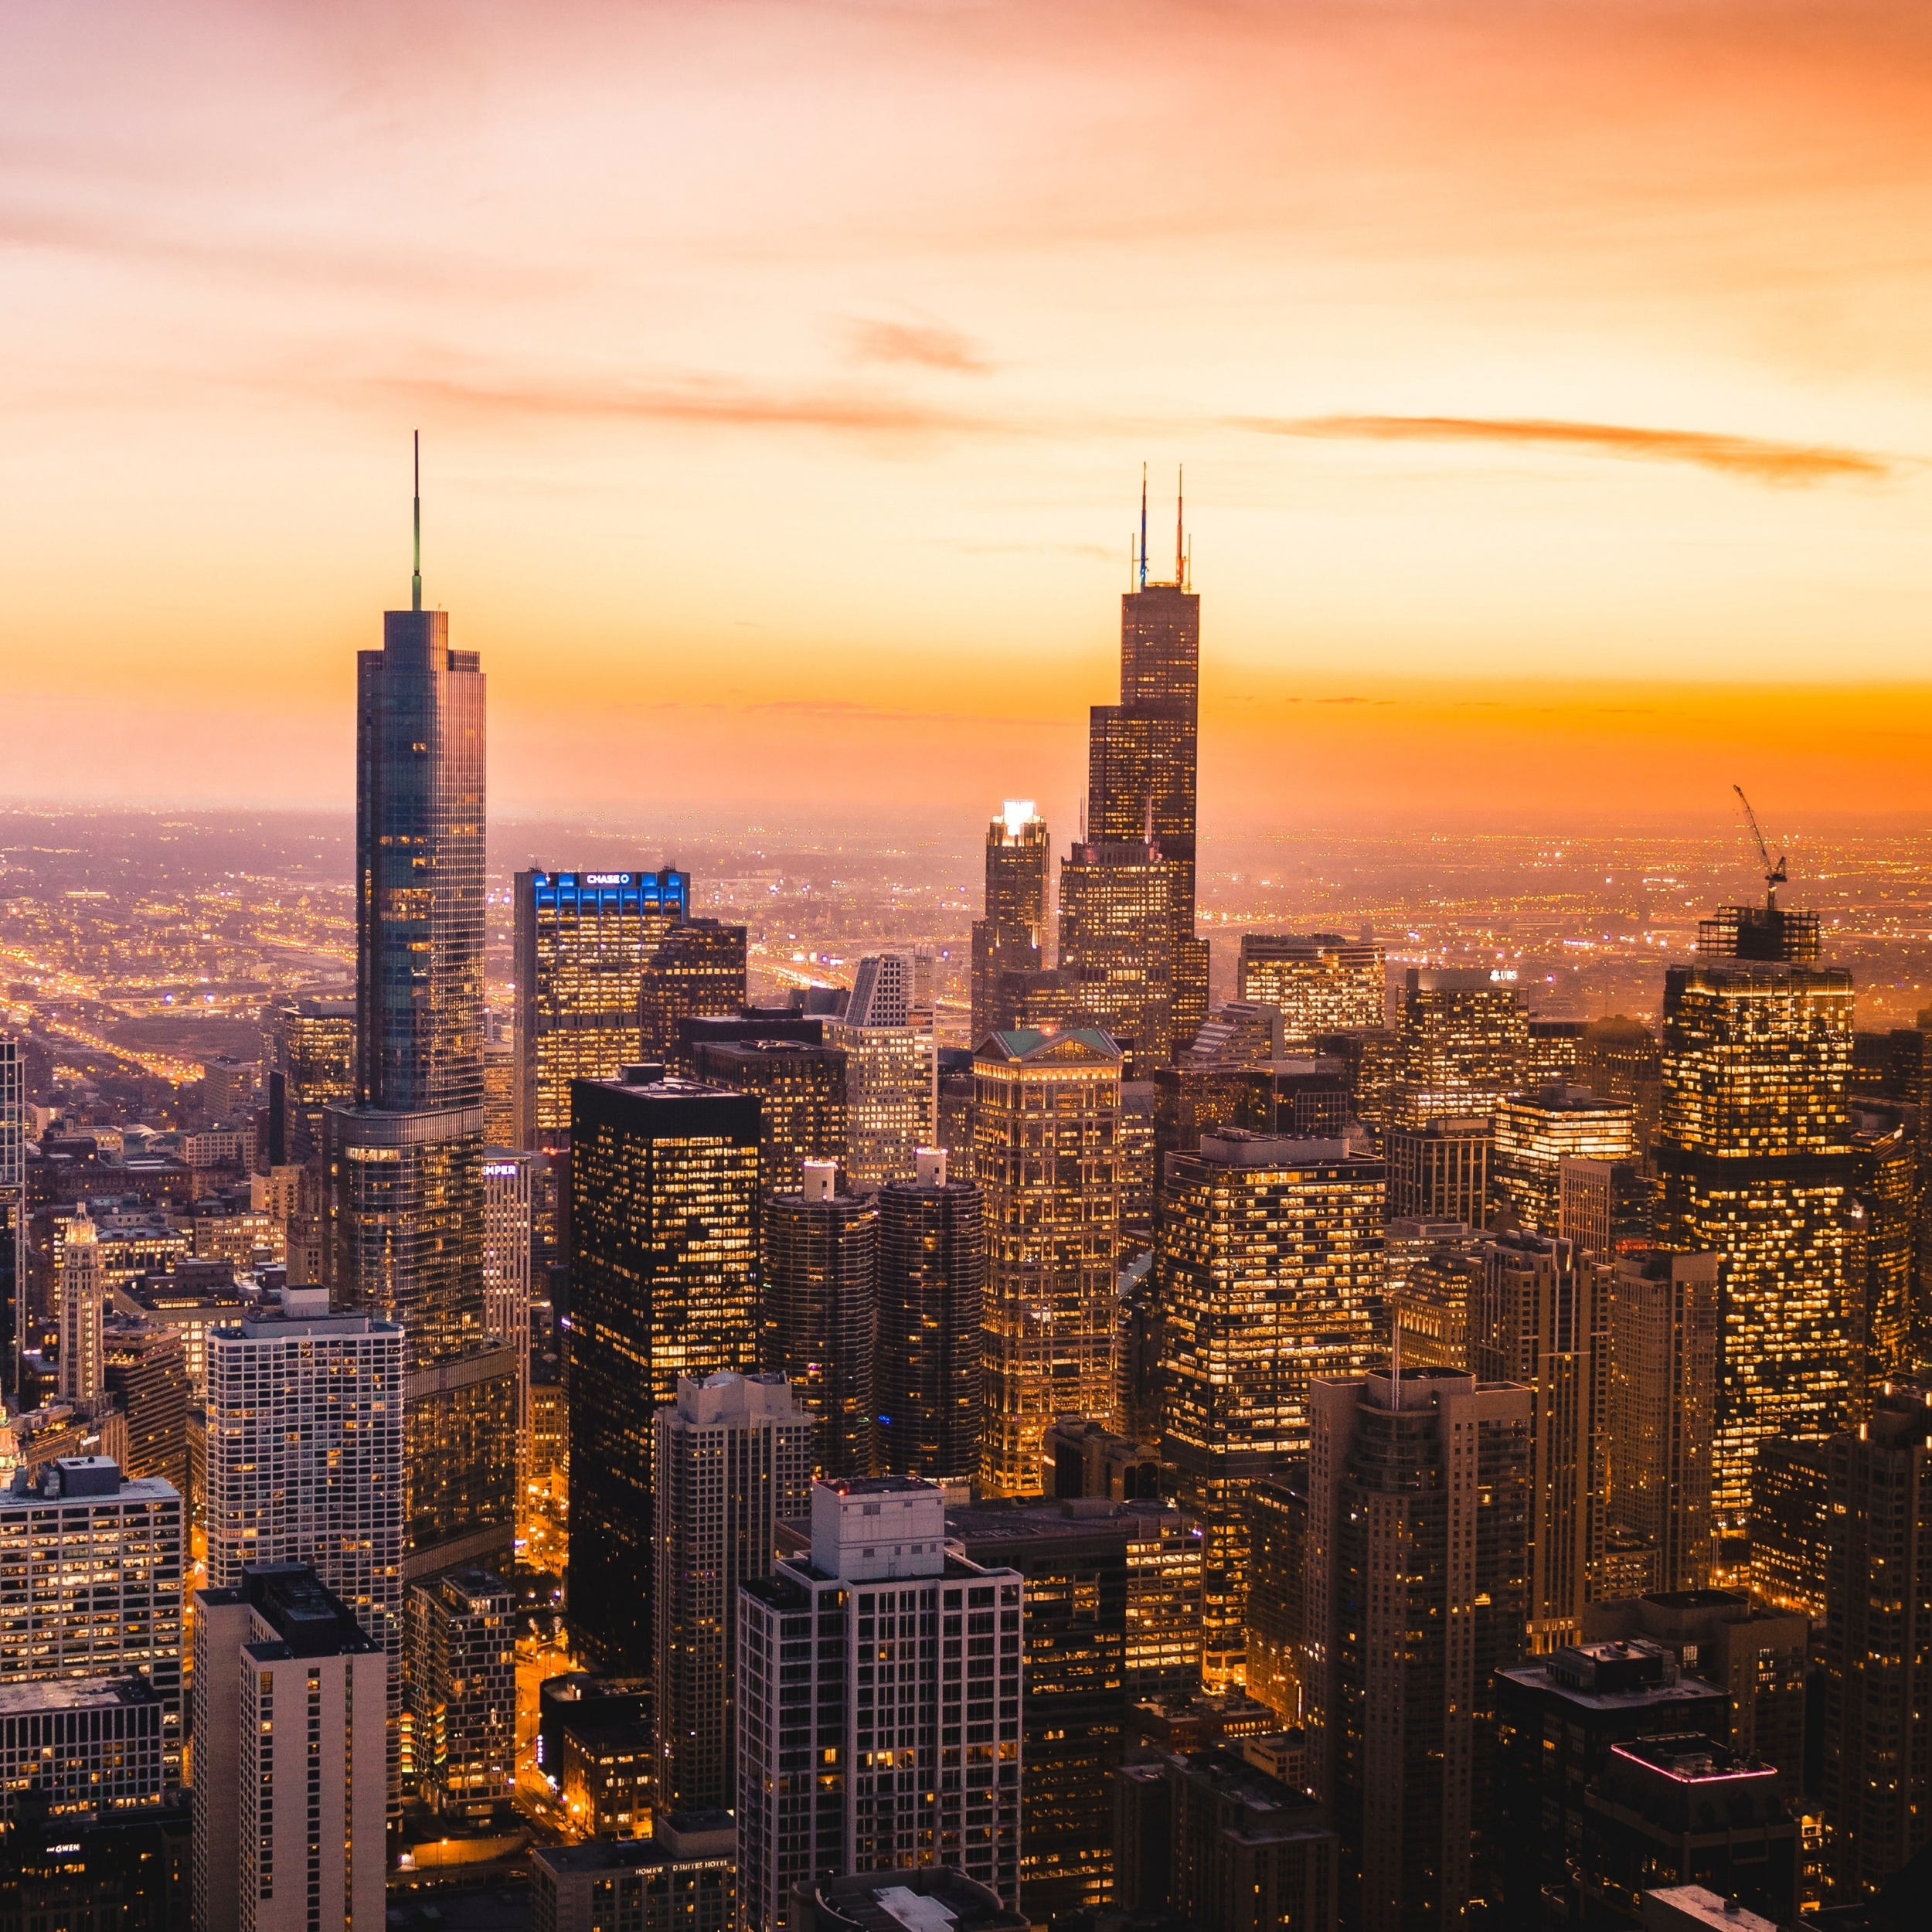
<box><xmin>411</xmin><ymin>430</ymin><xmax>423</xmax><ymax>613</ymax></box>
<box><xmin>1132</xmin><ymin>463</ymin><xmax>1187</xmax><ymax>591</ymax></box>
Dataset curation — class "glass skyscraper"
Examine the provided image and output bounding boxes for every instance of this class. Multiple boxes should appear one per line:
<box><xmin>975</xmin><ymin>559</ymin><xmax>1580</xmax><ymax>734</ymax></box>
<box><xmin>1068</xmin><ymin>499</ymin><xmax>1208</xmax><ymax>1062</ymax></box>
<box><xmin>512</xmin><ymin>866</ymin><xmax>689</xmax><ymax>1148</ymax></box>
<box><xmin>1655</xmin><ymin>953</ymin><xmax>1857</xmax><ymax>1539</ymax></box>
<box><xmin>567</xmin><ymin>1067</ymin><xmax>762</xmax><ymax>1672</ymax></box>
<box><xmin>324</xmin><ymin>505</ymin><xmax>515</xmax><ymax>1583</ymax></box>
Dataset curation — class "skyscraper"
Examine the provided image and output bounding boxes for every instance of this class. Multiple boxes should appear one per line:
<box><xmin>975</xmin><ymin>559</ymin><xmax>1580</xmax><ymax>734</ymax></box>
<box><xmin>1056</xmin><ymin>836</ymin><xmax>1174</xmax><ymax>1077</ymax></box>
<box><xmin>1822</xmin><ymin>1378</ymin><xmax>1932</xmax><ymax>1900</ymax></box>
<box><xmin>1471</xmin><ymin>1231</ymin><xmax>1607</xmax><ymax>1650</ymax></box>
<box><xmin>263</xmin><ymin>998</ymin><xmax>355</xmax><ymax>1170</ymax></box>
<box><xmin>1082</xmin><ymin>479</ymin><xmax>1208</xmax><ymax>1055</ymax></box>
<box><xmin>1236</xmin><ymin>933</ymin><xmax>1386</xmax><ymax>1048</ymax></box>
<box><xmin>567</xmin><ymin>1067</ymin><xmax>761</xmax><ymax>1672</ymax></box>
<box><xmin>325</xmin><ymin>456</ymin><xmax>514</xmax><ymax>1583</ymax></box>
<box><xmin>192</xmin><ymin>1564</ymin><xmax>386</xmax><ymax>1932</ymax></box>
<box><xmin>512</xmin><ymin>866</ymin><xmax>689</xmax><ymax>1148</ymax></box>
<box><xmin>971</xmin><ymin>804</ymin><xmax>1050</xmax><ymax>1046</ymax></box>
<box><xmin>975</xmin><ymin>1029</ymin><xmax>1123</xmax><ymax>1497</ymax></box>
<box><xmin>945</xmin><ymin>1498</ymin><xmax>1131</xmax><ymax>1923</ymax></box>
<box><xmin>691</xmin><ymin>1038</ymin><xmax>848</xmax><ymax>1196</ymax></box>
<box><xmin>1396</xmin><ymin>967</ymin><xmax>1529</xmax><ymax>1126</ymax></box>
<box><xmin>641</xmin><ymin>920</ymin><xmax>749</xmax><ymax>1070</ymax></box>
<box><xmin>1654</xmin><ymin>951</ymin><xmax>1858</xmax><ymax>1536</ymax></box>
<box><xmin>1605</xmin><ymin>1250</ymin><xmax>1719</xmax><ymax>1593</ymax></box>
<box><xmin>825</xmin><ymin>1012</ymin><xmax>933</xmax><ymax>1191</ymax></box>
<box><xmin>1386</xmin><ymin>1114</ymin><xmax>1493</xmax><ymax>1225</ymax></box>
<box><xmin>0</xmin><ymin>1035</ymin><xmax>22</xmax><ymax>1400</ymax></box>
<box><xmin>876</xmin><ymin>1148</ymin><xmax>985</xmax><ymax>1481</ymax></box>
<box><xmin>58</xmin><ymin>1199</ymin><xmax>104</xmax><ymax>1402</ymax></box>
<box><xmin>482</xmin><ymin>1149</ymin><xmax>536</xmax><ymax>1513</ymax></box>
<box><xmin>1852</xmin><ymin>1100</ymin><xmax>1915</xmax><ymax>1400</ymax></box>
<box><xmin>103</xmin><ymin>1318</ymin><xmax>190</xmax><ymax>1496</ymax></box>
<box><xmin>203</xmin><ymin>1290</ymin><xmax>406</xmax><ymax>1796</ymax></box>
<box><xmin>405</xmin><ymin>1566</ymin><xmax>515</xmax><ymax>1817</ymax></box>
<box><xmin>735</xmin><ymin>1478</ymin><xmax>1023</xmax><ymax>1928</ymax></box>
<box><xmin>652</xmin><ymin>1371</ymin><xmax>813</xmax><ymax>1815</ymax></box>
<box><xmin>1159</xmin><ymin>1130</ymin><xmax>1383</xmax><ymax>1688</ymax></box>
<box><xmin>1492</xmin><ymin>1083</ymin><xmax>1638</xmax><ymax>1233</ymax></box>
<box><xmin>0</xmin><ymin>1456</ymin><xmax>185</xmax><ymax>1783</ymax></box>
<box><xmin>764</xmin><ymin>1162</ymin><xmax>879</xmax><ymax>1478</ymax></box>
<box><xmin>846</xmin><ymin>951</ymin><xmax>920</xmax><ymax>1029</ymax></box>
<box><xmin>1306</xmin><ymin>1366</ymin><xmax>1533</xmax><ymax>1930</ymax></box>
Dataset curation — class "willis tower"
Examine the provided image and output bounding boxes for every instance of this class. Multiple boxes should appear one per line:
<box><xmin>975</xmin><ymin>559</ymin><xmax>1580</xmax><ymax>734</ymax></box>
<box><xmin>1068</xmin><ymin>471</ymin><xmax>1208</xmax><ymax>1060</ymax></box>
<box><xmin>325</xmin><ymin>440</ymin><xmax>516</xmax><ymax>1581</ymax></box>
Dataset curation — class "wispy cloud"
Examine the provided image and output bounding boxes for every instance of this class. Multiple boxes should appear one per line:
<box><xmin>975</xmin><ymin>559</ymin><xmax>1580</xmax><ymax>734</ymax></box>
<box><xmin>842</xmin><ymin>318</ymin><xmax>988</xmax><ymax>376</ymax></box>
<box><xmin>369</xmin><ymin>369</ymin><xmax>1015</xmax><ymax>439</ymax></box>
<box><xmin>1236</xmin><ymin>413</ymin><xmax>1893</xmax><ymax>485</ymax></box>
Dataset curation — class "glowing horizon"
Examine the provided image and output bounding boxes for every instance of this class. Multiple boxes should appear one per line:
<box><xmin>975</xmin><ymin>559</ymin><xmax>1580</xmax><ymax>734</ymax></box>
<box><xmin>4</xmin><ymin>1</ymin><xmax>1930</xmax><ymax>829</ymax></box>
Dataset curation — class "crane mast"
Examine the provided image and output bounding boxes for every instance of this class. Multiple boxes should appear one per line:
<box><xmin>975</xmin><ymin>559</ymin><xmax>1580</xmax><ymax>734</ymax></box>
<box><xmin>1732</xmin><ymin>784</ymin><xmax>1787</xmax><ymax>912</ymax></box>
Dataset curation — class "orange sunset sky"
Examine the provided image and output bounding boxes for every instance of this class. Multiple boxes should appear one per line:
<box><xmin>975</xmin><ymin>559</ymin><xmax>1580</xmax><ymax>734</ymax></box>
<box><xmin>5</xmin><ymin>0</ymin><xmax>1932</xmax><ymax>833</ymax></box>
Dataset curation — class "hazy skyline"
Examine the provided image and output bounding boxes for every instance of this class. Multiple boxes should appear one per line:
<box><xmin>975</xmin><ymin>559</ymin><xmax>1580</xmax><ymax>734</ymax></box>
<box><xmin>5</xmin><ymin>0</ymin><xmax>1930</xmax><ymax>826</ymax></box>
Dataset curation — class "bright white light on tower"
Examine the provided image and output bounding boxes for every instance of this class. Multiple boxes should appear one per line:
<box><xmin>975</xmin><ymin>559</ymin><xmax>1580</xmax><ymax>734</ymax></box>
<box><xmin>1002</xmin><ymin>800</ymin><xmax>1035</xmax><ymax>839</ymax></box>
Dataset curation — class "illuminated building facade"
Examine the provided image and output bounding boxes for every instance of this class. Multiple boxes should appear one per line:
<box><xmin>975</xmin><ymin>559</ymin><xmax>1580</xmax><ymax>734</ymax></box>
<box><xmin>764</xmin><ymin>1162</ymin><xmax>879</xmax><ymax>1478</ymax></box>
<box><xmin>1526</xmin><ymin>1017</ymin><xmax>1585</xmax><ymax>1085</ymax></box>
<box><xmin>1749</xmin><ymin>1437</ymin><xmax>1830</xmax><ymax>1621</ymax></box>
<box><xmin>483</xmin><ymin>1038</ymin><xmax>514</xmax><ymax>1147</ymax></box>
<box><xmin>825</xmin><ymin>1017</ymin><xmax>933</xmax><ymax>1191</ymax></box>
<box><xmin>325</xmin><ymin>546</ymin><xmax>511</xmax><ymax>1584</ymax></box>
<box><xmin>653</xmin><ymin>1371</ymin><xmax>813</xmax><ymax>1815</ymax></box>
<box><xmin>692</xmin><ymin>1038</ymin><xmax>848</xmax><ymax>1196</ymax></box>
<box><xmin>103</xmin><ymin>1318</ymin><xmax>189</xmax><ymax>1497</ymax></box>
<box><xmin>1306</xmin><ymin>1366</ymin><xmax>1532</xmax><ymax>1931</ymax></box>
<box><xmin>641</xmin><ymin>920</ymin><xmax>747</xmax><ymax>1070</ymax></box>
<box><xmin>1396</xmin><ymin>968</ymin><xmax>1529</xmax><ymax>1127</ymax></box>
<box><xmin>1083</xmin><ymin>526</ymin><xmax>1208</xmax><ymax>1056</ymax></box>
<box><xmin>735</xmin><ymin>1480</ymin><xmax>1023</xmax><ymax>1927</ymax></box>
<box><xmin>58</xmin><ymin>1200</ymin><xmax>104</xmax><ymax>1402</ymax></box>
<box><xmin>1236</xmin><ymin>934</ymin><xmax>1386</xmax><ymax>1048</ymax></box>
<box><xmin>204</xmin><ymin>1295</ymin><xmax>405</xmax><ymax>1798</ymax></box>
<box><xmin>192</xmin><ymin>1563</ymin><xmax>386</xmax><ymax>1932</ymax></box>
<box><xmin>567</xmin><ymin>1068</ymin><xmax>760</xmax><ymax>1672</ymax></box>
<box><xmin>0</xmin><ymin>1457</ymin><xmax>185</xmax><ymax>1784</ymax></box>
<box><xmin>1822</xmin><ymin>1379</ymin><xmax>1932</xmax><ymax>1900</ymax></box>
<box><xmin>263</xmin><ymin>998</ymin><xmax>355</xmax><ymax>1170</ymax></box>
<box><xmin>1159</xmin><ymin>1130</ymin><xmax>1383</xmax><ymax>1687</ymax></box>
<box><xmin>1056</xmin><ymin>837</ymin><xmax>1173</xmax><ymax>1078</ymax></box>
<box><xmin>483</xmin><ymin>1150</ymin><xmax>535</xmax><ymax>1506</ymax></box>
<box><xmin>1606</xmin><ymin>1251</ymin><xmax>1718</xmax><ymax>1593</ymax></box>
<box><xmin>1471</xmin><ymin>1232</ymin><xmax>1607</xmax><ymax>1651</ymax></box>
<box><xmin>1386</xmin><ymin>1217</ymin><xmax>1484</xmax><ymax>1370</ymax></box>
<box><xmin>975</xmin><ymin>1029</ymin><xmax>1123</xmax><ymax>1498</ymax></box>
<box><xmin>945</xmin><ymin>1499</ymin><xmax>1129</xmax><ymax>1923</ymax></box>
<box><xmin>876</xmin><ymin>1148</ymin><xmax>985</xmax><ymax>1481</ymax></box>
<box><xmin>846</xmin><ymin>951</ymin><xmax>921</xmax><ymax>1029</ymax></box>
<box><xmin>1654</xmin><ymin>957</ymin><xmax>1857</xmax><ymax>1534</ymax></box>
<box><xmin>1492</xmin><ymin>1083</ymin><xmax>1638</xmax><ymax>1233</ymax></box>
<box><xmin>405</xmin><ymin>1566</ymin><xmax>515</xmax><ymax>1817</ymax></box>
<box><xmin>1852</xmin><ymin>1101</ymin><xmax>1914</xmax><ymax>1400</ymax></box>
<box><xmin>0</xmin><ymin>1036</ymin><xmax>21</xmax><ymax>1399</ymax></box>
<box><xmin>1386</xmin><ymin>1114</ymin><xmax>1492</xmax><ymax>1226</ymax></box>
<box><xmin>1243</xmin><ymin>1470</ymin><xmax>1304</xmax><ymax>1722</ymax></box>
<box><xmin>323</xmin><ymin>1107</ymin><xmax>514</xmax><ymax>1578</ymax></box>
<box><xmin>971</xmin><ymin>804</ymin><xmax>1049</xmax><ymax>1046</ymax></box>
<box><xmin>512</xmin><ymin>866</ymin><xmax>688</xmax><ymax>1148</ymax></box>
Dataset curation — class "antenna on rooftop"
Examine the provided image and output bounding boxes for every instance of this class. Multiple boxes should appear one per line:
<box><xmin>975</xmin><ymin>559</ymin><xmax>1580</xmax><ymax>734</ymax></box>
<box><xmin>1138</xmin><ymin>464</ymin><xmax>1148</xmax><ymax>590</ymax></box>
<box><xmin>1175</xmin><ymin>465</ymin><xmax>1184</xmax><ymax>585</ymax></box>
<box><xmin>411</xmin><ymin>430</ymin><xmax>422</xmax><ymax>614</ymax></box>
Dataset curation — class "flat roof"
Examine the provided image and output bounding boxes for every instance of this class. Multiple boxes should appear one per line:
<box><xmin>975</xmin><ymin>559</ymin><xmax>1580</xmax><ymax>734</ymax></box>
<box><xmin>0</xmin><ymin>1677</ymin><xmax>155</xmax><ymax>1716</ymax></box>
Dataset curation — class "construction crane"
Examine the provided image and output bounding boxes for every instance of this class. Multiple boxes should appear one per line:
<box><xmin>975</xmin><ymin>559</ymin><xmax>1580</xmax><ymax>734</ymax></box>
<box><xmin>1733</xmin><ymin>784</ymin><xmax>1787</xmax><ymax>911</ymax></box>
